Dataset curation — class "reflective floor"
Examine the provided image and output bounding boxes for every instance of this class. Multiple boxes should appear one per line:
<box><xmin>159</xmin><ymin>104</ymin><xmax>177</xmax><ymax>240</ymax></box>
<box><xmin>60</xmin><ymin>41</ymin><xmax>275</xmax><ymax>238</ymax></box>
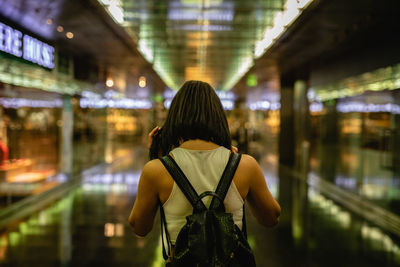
<box><xmin>0</xmin><ymin>142</ymin><xmax>400</xmax><ymax>266</ymax></box>
<box><xmin>311</xmin><ymin>143</ymin><xmax>400</xmax><ymax>215</ymax></box>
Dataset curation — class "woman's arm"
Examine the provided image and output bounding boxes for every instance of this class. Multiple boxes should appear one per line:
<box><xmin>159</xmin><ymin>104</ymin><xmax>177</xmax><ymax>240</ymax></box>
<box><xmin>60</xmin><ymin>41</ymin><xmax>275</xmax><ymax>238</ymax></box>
<box><xmin>243</xmin><ymin>155</ymin><xmax>281</xmax><ymax>227</ymax></box>
<box><xmin>128</xmin><ymin>160</ymin><xmax>160</xmax><ymax>236</ymax></box>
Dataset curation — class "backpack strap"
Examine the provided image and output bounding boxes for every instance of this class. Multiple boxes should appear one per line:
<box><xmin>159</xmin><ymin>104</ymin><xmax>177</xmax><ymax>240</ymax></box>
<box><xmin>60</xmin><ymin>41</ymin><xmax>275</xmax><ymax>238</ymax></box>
<box><xmin>210</xmin><ymin>152</ymin><xmax>242</xmax><ymax>210</ymax></box>
<box><xmin>159</xmin><ymin>201</ymin><xmax>171</xmax><ymax>260</ymax></box>
<box><xmin>242</xmin><ymin>203</ymin><xmax>248</xmax><ymax>239</ymax></box>
<box><xmin>210</xmin><ymin>153</ymin><xmax>248</xmax><ymax>239</ymax></box>
<box><xmin>160</xmin><ymin>155</ymin><xmax>207</xmax><ymax>212</ymax></box>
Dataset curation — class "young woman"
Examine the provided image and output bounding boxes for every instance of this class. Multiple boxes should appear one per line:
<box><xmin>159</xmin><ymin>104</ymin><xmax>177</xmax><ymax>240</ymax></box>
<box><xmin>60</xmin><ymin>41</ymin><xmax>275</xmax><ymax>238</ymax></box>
<box><xmin>129</xmin><ymin>80</ymin><xmax>280</xmax><ymax>246</ymax></box>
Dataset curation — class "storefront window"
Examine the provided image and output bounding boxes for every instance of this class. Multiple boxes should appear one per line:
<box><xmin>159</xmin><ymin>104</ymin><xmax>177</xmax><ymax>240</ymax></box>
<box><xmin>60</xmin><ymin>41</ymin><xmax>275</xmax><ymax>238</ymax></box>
<box><xmin>0</xmin><ymin>87</ymin><xmax>62</xmax><ymax>208</ymax></box>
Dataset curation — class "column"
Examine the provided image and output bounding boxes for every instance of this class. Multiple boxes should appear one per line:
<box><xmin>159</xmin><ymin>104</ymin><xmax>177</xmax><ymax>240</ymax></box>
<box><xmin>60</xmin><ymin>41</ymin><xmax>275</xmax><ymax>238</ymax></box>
<box><xmin>278</xmin><ymin>77</ymin><xmax>295</xmax><ymax>230</ymax></box>
<box><xmin>292</xmin><ymin>80</ymin><xmax>310</xmax><ymax>249</ymax></box>
<box><xmin>279</xmin><ymin>79</ymin><xmax>295</xmax><ymax>166</ymax></box>
<box><xmin>319</xmin><ymin>99</ymin><xmax>339</xmax><ymax>183</ymax></box>
<box><xmin>320</xmin><ymin>99</ymin><xmax>339</xmax><ymax>144</ymax></box>
<box><xmin>293</xmin><ymin>80</ymin><xmax>311</xmax><ymax>171</ymax></box>
<box><xmin>60</xmin><ymin>95</ymin><xmax>73</xmax><ymax>177</ymax></box>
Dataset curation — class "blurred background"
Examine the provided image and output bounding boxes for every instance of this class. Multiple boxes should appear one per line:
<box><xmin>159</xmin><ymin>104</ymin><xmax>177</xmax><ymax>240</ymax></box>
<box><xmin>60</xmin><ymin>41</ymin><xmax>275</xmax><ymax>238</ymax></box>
<box><xmin>0</xmin><ymin>0</ymin><xmax>399</xmax><ymax>266</ymax></box>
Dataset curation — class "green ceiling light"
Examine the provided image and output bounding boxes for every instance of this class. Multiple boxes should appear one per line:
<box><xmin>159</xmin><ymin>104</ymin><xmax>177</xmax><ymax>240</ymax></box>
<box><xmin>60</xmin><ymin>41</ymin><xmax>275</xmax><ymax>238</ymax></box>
<box><xmin>247</xmin><ymin>74</ymin><xmax>258</xmax><ymax>87</ymax></box>
<box><xmin>154</xmin><ymin>61</ymin><xmax>177</xmax><ymax>90</ymax></box>
<box><xmin>222</xmin><ymin>56</ymin><xmax>254</xmax><ymax>90</ymax></box>
<box><xmin>154</xmin><ymin>93</ymin><xmax>163</xmax><ymax>103</ymax></box>
<box><xmin>326</xmin><ymin>99</ymin><xmax>335</xmax><ymax>106</ymax></box>
<box><xmin>9</xmin><ymin>232</ymin><xmax>20</xmax><ymax>247</ymax></box>
<box><xmin>139</xmin><ymin>27</ymin><xmax>154</xmax><ymax>63</ymax></box>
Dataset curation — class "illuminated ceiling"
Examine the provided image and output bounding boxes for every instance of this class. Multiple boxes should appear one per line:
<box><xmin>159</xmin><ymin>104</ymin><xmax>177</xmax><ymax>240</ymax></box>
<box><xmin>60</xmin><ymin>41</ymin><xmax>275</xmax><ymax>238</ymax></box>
<box><xmin>99</xmin><ymin>0</ymin><xmax>314</xmax><ymax>90</ymax></box>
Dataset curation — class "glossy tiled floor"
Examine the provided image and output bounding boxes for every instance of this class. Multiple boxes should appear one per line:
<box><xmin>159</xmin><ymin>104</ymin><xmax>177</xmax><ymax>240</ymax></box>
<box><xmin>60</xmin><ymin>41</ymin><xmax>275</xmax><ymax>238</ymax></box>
<box><xmin>1</xmin><ymin>143</ymin><xmax>400</xmax><ymax>266</ymax></box>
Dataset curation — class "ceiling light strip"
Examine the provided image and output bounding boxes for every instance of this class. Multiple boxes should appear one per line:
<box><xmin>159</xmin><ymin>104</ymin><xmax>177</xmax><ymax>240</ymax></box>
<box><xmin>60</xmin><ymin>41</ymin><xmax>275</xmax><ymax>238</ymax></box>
<box><xmin>254</xmin><ymin>0</ymin><xmax>314</xmax><ymax>58</ymax></box>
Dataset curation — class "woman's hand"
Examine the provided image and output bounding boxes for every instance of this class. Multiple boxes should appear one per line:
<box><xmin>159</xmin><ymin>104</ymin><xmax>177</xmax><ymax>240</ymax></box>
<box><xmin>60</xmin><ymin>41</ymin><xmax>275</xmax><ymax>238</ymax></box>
<box><xmin>231</xmin><ymin>146</ymin><xmax>238</xmax><ymax>153</ymax></box>
<box><xmin>148</xmin><ymin>126</ymin><xmax>161</xmax><ymax>149</ymax></box>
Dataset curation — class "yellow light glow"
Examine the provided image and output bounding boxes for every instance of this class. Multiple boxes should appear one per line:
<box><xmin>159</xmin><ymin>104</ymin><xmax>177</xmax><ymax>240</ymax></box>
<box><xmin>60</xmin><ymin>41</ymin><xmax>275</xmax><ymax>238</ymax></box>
<box><xmin>66</xmin><ymin>32</ymin><xmax>74</xmax><ymax>39</ymax></box>
<box><xmin>46</xmin><ymin>19</ymin><xmax>53</xmax><ymax>25</ymax></box>
<box><xmin>0</xmin><ymin>234</ymin><xmax>8</xmax><ymax>260</ymax></box>
<box><xmin>6</xmin><ymin>170</ymin><xmax>56</xmax><ymax>183</ymax></box>
<box><xmin>139</xmin><ymin>76</ymin><xmax>146</xmax><ymax>87</ymax></box>
<box><xmin>187</xmin><ymin>39</ymin><xmax>211</xmax><ymax>47</ymax></box>
<box><xmin>104</xmin><ymin>223</ymin><xmax>115</xmax><ymax>237</ymax></box>
<box><xmin>185</xmin><ymin>67</ymin><xmax>203</xmax><ymax>81</ymax></box>
<box><xmin>115</xmin><ymin>223</ymin><xmax>124</xmax><ymax>236</ymax></box>
<box><xmin>106</xmin><ymin>78</ymin><xmax>114</xmax><ymax>87</ymax></box>
<box><xmin>57</xmin><ymin>26</ymin><xmax>64</xmax><ymax>32</ymax></box>
<box><xmin>139</xmin><ymin>80</ymin><xmax>146</xmax><ymax>87</ymax></box>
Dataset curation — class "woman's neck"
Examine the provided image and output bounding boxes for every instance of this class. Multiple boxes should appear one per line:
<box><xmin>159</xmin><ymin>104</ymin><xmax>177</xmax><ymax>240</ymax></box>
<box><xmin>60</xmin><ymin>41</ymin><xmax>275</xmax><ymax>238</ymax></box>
<box><xmin>179</xmin><ymin>139</ymin><xmax>220</xmax><ymax>150</ymax></box>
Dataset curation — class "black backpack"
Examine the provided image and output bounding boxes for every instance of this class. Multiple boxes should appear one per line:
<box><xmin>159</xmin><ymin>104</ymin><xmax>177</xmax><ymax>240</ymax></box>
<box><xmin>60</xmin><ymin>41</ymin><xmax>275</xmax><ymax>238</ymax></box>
<box><xmin>159</xmin><ymin>152</ymin><xmax>256</xmax><ymax>267</ymax></box>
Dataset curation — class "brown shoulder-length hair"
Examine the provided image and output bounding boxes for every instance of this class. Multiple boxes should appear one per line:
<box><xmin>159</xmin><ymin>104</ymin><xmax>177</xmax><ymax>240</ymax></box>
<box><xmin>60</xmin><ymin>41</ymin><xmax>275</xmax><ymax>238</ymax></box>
<box><xmin>159</xmin><ymin>80</ymin><xmax>231</xmax><ymax>155</ymax></box>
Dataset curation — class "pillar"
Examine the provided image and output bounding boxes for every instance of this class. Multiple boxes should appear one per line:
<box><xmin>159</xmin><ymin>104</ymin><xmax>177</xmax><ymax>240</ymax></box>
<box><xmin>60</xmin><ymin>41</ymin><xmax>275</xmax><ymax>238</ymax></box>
<box><xmin>278</xmin><ymin>77</ymin><xmax>295</xmax><ymax>230</ymax></box>
<box><xmin>319</xmin><ymin>99</ymin><xmax>339</xmax><ymax>183</ymax></box>
<box><xmin>60</xmin><ymin>95</ymin><xmax>73</xmax><ymax>177</ymax></box>
<box><xmin>292</xmin><ymin>80</ymin><xmax>310</xmax><ymax>249</ymax></box>
<box><xmin>279</xmin><ymin>79</ymin><xmax>295</xmax><ymax>166</ymax></box>
<box><xmin>320</xmin><ymin>99</ymin><xmax>339</xmax><ymax>144</ymax></box>
<box><xmin>293</xmin><ymin>80</ymin><xmax>311</xmax><ymax>171</ymax></box>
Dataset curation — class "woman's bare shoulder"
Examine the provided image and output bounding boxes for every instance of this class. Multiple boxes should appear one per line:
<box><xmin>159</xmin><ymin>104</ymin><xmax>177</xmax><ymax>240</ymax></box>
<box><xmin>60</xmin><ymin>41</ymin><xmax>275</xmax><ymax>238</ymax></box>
<box><xmin>233</xmin><ymin>154</ymin><xmax>260</xmax><ymax>198</ymax></box>
<box><xmin>141</xmin><ymin>159</ymin><xmax>166</xmax><ymax>181</ymax></box>
<box><xmin>237</xmin><ymin>153</ymin><xmax>259</xmax><ymax>171</ymax></box>
<box><xmin>235</xmin><ymin>153</ymin><xmax>262</xmax><ymax>182</ymax></box>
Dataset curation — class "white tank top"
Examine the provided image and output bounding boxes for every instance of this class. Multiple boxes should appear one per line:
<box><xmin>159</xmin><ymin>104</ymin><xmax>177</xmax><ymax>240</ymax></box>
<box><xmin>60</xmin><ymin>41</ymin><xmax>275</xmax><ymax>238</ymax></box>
<box><xmin>163</xmin><ymin>146</ymin><xmax>244</xmax><ymax>244</ymax></box>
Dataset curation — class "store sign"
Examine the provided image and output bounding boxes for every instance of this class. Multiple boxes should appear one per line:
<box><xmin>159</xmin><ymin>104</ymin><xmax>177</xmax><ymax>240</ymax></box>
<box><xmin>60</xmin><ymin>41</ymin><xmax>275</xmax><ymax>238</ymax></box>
<box><xmin>0</xmin><ymin>22</ymin><xmax>55</xmax><ymax>69</ymax></box>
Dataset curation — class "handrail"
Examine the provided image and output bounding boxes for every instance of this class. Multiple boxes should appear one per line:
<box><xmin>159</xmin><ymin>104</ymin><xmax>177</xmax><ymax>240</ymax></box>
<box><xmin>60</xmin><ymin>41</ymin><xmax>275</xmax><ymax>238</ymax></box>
<box><xmin>307</xmin><ymin>172</ymin><xmax>400</xmax><ymax>237</ymax></box>
<box><xmin>280</xmin><ymin>163</ymin><xmax>400</xmax><ymax>237</ymax></box>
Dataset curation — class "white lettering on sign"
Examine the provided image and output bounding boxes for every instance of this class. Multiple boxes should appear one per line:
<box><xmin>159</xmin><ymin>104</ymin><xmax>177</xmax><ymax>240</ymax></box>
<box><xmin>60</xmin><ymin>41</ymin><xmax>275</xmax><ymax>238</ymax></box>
<box><xmin>0</xmin><ymin>22</ymin><xmax>54</xmax><ymax>69</ymax></box>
